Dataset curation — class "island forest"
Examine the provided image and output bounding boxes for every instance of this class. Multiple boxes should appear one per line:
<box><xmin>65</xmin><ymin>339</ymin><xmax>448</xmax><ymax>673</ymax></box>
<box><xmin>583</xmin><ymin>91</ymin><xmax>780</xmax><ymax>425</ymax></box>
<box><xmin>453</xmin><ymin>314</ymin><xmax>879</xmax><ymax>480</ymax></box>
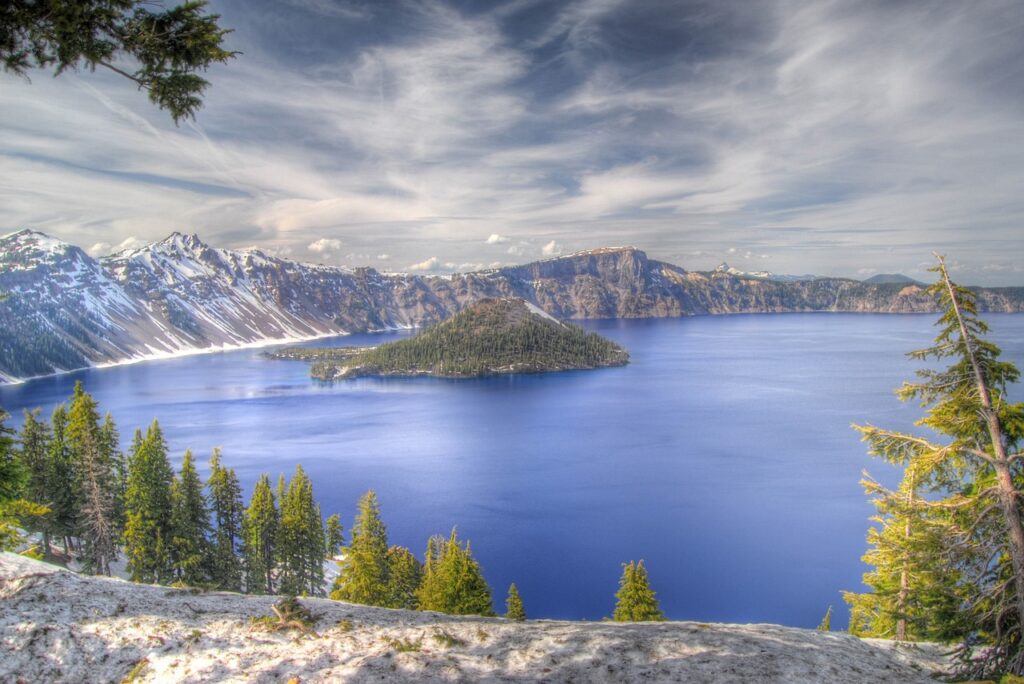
<box><xmin>1</xmin><ymin>258</ymin><xmax>1023</xmax><ymax>678</ymax></box>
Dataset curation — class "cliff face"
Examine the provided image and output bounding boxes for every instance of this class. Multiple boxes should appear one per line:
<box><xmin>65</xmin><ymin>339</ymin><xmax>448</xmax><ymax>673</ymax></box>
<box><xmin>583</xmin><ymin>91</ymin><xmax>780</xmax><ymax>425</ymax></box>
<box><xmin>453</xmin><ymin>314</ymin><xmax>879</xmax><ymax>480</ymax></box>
<box><xmin>0</xmin><ymin>553</ymin><xmax>948</xmax><ymax>683</ymax></box>
<box><xmin>0</xmin><ymin>230</ymin><xmax>1021</xmax><ymax>382</ymax></box>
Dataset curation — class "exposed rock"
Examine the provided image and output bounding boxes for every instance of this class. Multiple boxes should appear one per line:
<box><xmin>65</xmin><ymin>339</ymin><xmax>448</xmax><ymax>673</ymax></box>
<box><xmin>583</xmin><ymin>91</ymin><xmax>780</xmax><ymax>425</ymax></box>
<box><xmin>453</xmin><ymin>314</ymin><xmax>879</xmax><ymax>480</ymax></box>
<box><xmin>0</xmin><ymin>553</ymin><xmax>949</xmax><ymax>683</ymax></box>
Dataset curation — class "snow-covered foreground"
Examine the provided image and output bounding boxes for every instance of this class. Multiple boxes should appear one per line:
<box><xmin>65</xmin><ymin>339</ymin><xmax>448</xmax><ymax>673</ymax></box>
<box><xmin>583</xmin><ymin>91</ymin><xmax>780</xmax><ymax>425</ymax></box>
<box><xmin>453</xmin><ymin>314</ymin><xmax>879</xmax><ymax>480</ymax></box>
<box><xmin>0</xmin><ymin>553</ymin><xmax>949</xmax><ymax>683</ymax></box>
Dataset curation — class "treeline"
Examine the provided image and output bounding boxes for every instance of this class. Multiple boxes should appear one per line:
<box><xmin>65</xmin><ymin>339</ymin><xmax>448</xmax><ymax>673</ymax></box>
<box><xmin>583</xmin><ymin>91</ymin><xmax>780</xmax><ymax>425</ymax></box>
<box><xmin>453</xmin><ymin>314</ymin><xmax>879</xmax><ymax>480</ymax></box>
<box><xmin>844</xmin><ymin>258</ymin><xmax>1024</xmax><ymax>679</ymax></box>
<box><xmin>311</xmin><ymin>298</ymin><xmax>628</xmax><ymax>378</ymax></box>
<box><xmin>0</xmin><ymin>382</ymin><xmax>667</xmax><ymax>623</ymax></box>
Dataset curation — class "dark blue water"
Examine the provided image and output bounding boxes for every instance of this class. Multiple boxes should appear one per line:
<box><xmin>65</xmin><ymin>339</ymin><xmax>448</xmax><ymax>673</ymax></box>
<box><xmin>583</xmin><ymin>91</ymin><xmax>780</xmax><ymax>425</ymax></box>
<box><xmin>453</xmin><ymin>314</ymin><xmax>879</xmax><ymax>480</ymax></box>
<box><xmin>3</xmin><ymin>313</ymin><xmax>1023</xmax><ymax>628</ymax></box>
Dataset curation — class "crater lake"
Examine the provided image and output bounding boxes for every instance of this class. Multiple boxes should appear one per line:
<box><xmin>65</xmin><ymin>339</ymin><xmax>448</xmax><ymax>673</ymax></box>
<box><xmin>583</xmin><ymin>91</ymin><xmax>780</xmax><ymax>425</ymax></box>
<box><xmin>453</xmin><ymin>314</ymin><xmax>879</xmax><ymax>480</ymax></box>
<box><xmin>3</xmin><ymin>313</ymin><xmax>1023</xmax><ymax>628</ymax></box>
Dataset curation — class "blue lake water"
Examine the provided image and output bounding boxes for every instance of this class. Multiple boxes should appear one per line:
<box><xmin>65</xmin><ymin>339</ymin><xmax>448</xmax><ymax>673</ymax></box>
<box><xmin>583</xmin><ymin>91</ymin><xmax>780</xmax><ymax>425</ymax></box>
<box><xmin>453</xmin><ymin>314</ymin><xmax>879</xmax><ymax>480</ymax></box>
<box><xmin>3</xmin><ymin>313</ymin><xmax>1023</xmax><ymax>628</ymax></box>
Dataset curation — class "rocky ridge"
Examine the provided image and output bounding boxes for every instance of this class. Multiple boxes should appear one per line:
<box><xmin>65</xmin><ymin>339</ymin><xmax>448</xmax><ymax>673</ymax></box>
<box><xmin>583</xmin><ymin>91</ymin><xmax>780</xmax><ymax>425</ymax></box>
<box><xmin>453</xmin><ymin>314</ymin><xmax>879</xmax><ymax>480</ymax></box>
<box><xmin>0</xmin><ymin>553</ymin><xmax>948</xmax><ymax>683</ymax></box>
<box><xmin>1</xmin><ymin>229</ymin><xmax>1021</xmax><ymax>383</ymax></box>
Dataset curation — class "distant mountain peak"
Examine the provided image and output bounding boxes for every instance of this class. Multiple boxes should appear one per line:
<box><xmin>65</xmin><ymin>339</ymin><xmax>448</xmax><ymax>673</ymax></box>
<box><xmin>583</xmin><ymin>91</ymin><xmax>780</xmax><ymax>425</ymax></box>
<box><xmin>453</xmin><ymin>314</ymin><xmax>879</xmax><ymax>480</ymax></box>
<box><xmin>861</xmin><ymin>273</ymin><xmax>924</xmax><ymax>286</ymax></box>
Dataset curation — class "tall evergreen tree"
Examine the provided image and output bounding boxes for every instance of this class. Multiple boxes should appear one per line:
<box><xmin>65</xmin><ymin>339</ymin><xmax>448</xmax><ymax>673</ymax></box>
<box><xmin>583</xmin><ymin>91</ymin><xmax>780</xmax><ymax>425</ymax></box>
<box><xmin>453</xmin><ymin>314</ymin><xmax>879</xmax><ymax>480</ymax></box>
<box><xmin>47</xmin><ymin>406</ymin><xmax>78</xmax><ymax>555</ymax></box>
<box><xmin>851</xmin><ymin>256</ymin><xmax>1024</xmax><ymax>677</ymax></box>
<box><xmin>276</xmin><ymin>465</ymin><xmax>324</xmax><ymax>596</ymax></box>
<box><xmin>99</xmin><ymin>412</ymin><xmax>126</xmax><ymax>536</ymax></box>
<box><xmin>325</xmin><ymin>513</ymin><xmax>343</xmax><ymax>559</ymax></box>
<box><xmin>67</xmin><ymin>382</ymin><xmax>117</xmax><ymax>575</ymax></box>
<box><xmin>242</xmin><ymin>473</ymin><xmax>278</xmax><ymax>594</ymax></box>
<box><xmin>331</xmin><ymin>490</ymin><xmax>389</xmax><ymax>606</ymax></box>
<box><xmin>385</xmin><ymin>545</ymin><xmax>423</xmax><ymax>610</ymax></box>
<box><xmin>207</xmin><ymin>449</ymin><xmax>244</xmax><ymax>591</ymax></box>
<box><xmin>124</xmin><ymin>421</ymin><xmax>175</xmax><ymax>583</ymax></box>
<box><xmin>613</xmin><ymin>560</ymin><xmax>665</xmax><ymax>622</ymax></box>
<box><xmin>505</xmin><ymin>583</ymin><xmax>526</xmax><ymax>621</ymax></box>
<box><xmin>16</xmin><ymin>409</ymin><xmax>53</xmax><ymax>554</ymax></box>
<box><xmin>415</xmin><ymin>528</ymin><xmax>494</xmax><ymax>616</ymax></box>
<box><xmin>0</xmin><ymin>409</ymin><xmax>28</xmax><ymax>550</ymax></box>
<box><xmin>169</xmin><ymin>450</ymin><xmax>211</xmax><ymax>585</ymax></box>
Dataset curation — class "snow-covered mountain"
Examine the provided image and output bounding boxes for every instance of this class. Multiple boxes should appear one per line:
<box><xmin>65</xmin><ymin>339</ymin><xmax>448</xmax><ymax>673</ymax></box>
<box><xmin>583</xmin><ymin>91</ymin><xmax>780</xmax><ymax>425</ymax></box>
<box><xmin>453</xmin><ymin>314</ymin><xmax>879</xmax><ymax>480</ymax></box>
<box><xmin>1</xmin><ymin>229</ymin><xmax>1022</xmax><ymax>383</ymax></box>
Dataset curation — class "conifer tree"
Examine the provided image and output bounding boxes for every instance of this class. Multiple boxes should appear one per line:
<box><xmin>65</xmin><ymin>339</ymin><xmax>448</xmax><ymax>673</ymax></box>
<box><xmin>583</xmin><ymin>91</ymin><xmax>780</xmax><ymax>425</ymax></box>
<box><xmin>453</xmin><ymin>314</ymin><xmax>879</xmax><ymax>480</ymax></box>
<box><xmin>124</xmin><ymin>421</ymin><xmax>175</xmax><ymax>583</ymax></box>
<box><xmin>207</xmin><ymin>449</ymin><xmax>244</xmax><ymax>591</ymax></box>
<box><xmin>67</xmin><ymin>382</ymin><xmax>117</xmax><ymax>575</ymax></box>
<box><xmin>850</xmin><ymin>256</ymin><xmax>1024</xmax><ymax>676</ymax></box>
<box><xmin>325</xmin><ymin>513</ymin><xmax>343</xmax><ymax>558</ymax></box>
<box><xmin>242</xmin><ymin>473</ymin><xmax>278</xmax><ymax>594</ymax></box>
<box><xmin>99</xmin><ymin>412</ymin><xmax>126</xmax><ymax>535</ymax></box>
<box><xmin>17</xmin><ymin>409</ymin><xmax>53</xmax><ymax>554</ymax></box>
<box><xmin>384</xmin><ymin>545</ymin><xmax>423</xmax><ymax>610</ymax></box>
<box><xmin>415</xmin><ymin>528</ymin><xmax>494</xmax><ymax>616</ymax></box>
<box><xmin>276</xmin><ymin>465</ymin><xmax>324</xmax><ymax>596</ymax></box>
<box><xmin>613</xmin><ymin>560</ymin><xmax>665</xmax><ymax>622</ymax></box>
<box><xmin>332</xmin><ymin>490</ymin><xmax>389</xmax><ymax>605</ymax></box>
<box><xmin>47</xmin><ymin>406</ymin><xmax>78</xmax><ymax>555</ymax></box>
<box><xmin>505</xmin><ymin>583</ymin><xmax>526</xmax><ymax>621</ymax></box>
<box><xmin>169</xmin><ymin>450</ymin><xmax>211</xmax><ymax>585</ymax></box>
<box><xmin>817</xmin><ymin>606</ymin><xmax>833</xmax><ymax>632</ymax></box>
<box><xmin>0</xmin><ymin>409</ymin><xmax>29</xmax><ymax>550</ymax></box>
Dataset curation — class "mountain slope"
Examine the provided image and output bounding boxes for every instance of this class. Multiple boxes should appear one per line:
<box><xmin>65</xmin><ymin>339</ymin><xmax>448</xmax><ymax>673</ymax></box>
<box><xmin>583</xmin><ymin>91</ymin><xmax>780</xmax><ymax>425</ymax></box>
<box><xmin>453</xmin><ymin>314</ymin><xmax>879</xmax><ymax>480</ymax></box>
<box><xmin>0</xmin><ymin>553</ymin><xmax>948</xmax><ymax>683</ymax></box>
<box><xmin>304</xmin><ymin>297</ymin><xmax>628</xmax><ymax>379</ymax></box>
<box><xmin>1</xmin><ymin>230</ymin><xmax>1022</xmax><ymax>383</ymax></box>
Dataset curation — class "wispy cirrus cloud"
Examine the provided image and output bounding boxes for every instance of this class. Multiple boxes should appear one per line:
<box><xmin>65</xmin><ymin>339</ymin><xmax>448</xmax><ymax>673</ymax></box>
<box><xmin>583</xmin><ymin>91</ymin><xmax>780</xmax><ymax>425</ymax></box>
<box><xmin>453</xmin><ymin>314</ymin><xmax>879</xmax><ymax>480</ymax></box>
<box><xmin>1</xmin><ymin>0</ymin><xmax>1023</xmax><ymax>283</ymax></box>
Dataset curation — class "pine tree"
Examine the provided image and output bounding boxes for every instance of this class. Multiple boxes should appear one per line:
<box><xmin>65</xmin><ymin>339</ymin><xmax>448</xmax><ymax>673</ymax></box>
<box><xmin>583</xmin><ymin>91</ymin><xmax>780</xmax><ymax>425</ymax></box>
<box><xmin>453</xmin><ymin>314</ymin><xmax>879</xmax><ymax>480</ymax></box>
<box><xmin>242</xmin><ymin>473</ymin><xmax>278</xmax><ymax>594</ymax></box>
<box><xmin>613</xmin><ymin>560</ymin><xmax>665</xmax><ymax>622</ymax></box>
<box><xmin>325</xmin><ymin>513</ymin><xmax>343</xmax><ymax>559</ymax></box>
<box><xmin>99</xmin><ymin>412</ymin><xmax>126</xmax><ymax>536</ymax></box>
<box><xmin>505</xmin><ymin>583</ymin><xmax>526</xmax><ymax>621</ymax></box>
<box><xmin>124</xmin><ymin>421</ymin><xmax>175</xmax><ymax>583</ymax></box>
<box><xmin>384</xmin><ymin>545</ymin><xmax>423</xmax><ymax>610</ymax></box>
<box><xmin>169</xmin><ymin>449</ymin><xmax>211</xmax><ymax>585</ymax></box>
<box><xmin>415</xmin><ymin>528</ymin><xmax>494</xmax><ymax>616</ymax></box>
<box><xmin>0</xmin><ymin>409</ymin><xmax>28</xmax><ymax>550</ymax></box>
<box><xmin>47</xmin><ymin>406</ymin><xmax>78</xmax><ymax>556</ymax></box>
<box><xmin>67</xmin><ymin>382</ymin><xmax>117</xmax><ymax>575</ymax></box>
<box><xmin>207</xmin><ymin>449</ymin><xmax>243</xmax><ymax>591</ymax></box>
<box><xmin>850</xmin><ymin>257</ymin><xmax>1024</xmax><ymax>677</ymax></box>
<box><xmin>817</xmin><ymin>606</ymin><xmax>833</xmax><ymax>632</ymax></box>
<box><xmin>332</xmin><ymin>490</ymin><xmax>389</xmax><ymax>606</ymax></box>
<box><xmin>276</xmin><ymin>465</ymin><xmax>324</xmax><ymax>596</ymax></box>
<box><xmin>16</xmin><ymin>409</ymin><xmax>53</xmax><ymax>555</ymax></box>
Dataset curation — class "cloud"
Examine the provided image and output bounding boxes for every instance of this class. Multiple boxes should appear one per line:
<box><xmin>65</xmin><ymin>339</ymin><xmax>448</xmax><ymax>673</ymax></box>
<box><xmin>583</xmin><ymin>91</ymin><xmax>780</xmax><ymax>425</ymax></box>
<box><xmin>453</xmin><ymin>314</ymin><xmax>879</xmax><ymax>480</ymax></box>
<box><xmin>542</xmin><ymin>240</ymin><xmax>563</xmax><ymax>257</ymax></box>
<box><xmin>408</xmin><ymin>256</ymin><xmax>441</xmax><ymax>271</ymax></box>
<box><xmin>308</xmin><ymin>237</ymin><xmax>342</xmax><ymax>253</ymax></box>
<box><xmin>3</xmin><ymin>1</ymin><xmax>1024</xmax><ymax>284</ymax></box>
<box><xmin>376</xmin><ymin>253</ymin><xmax>391</xmax><ymax>260</ymax></box>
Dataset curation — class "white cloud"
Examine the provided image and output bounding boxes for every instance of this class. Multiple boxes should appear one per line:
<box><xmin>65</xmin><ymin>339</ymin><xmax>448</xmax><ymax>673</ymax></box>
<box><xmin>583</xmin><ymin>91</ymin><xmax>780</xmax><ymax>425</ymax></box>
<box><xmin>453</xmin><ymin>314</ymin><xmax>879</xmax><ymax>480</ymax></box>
<box><xmin>542</xmin><ymin>240</ymin><xmax>563</xmax><ymax>257</ymax></box>
<box><xmin>408</xmin><ymin>256</ymin><xmax>441</xmax><ymax>271</ymax></box>
<box><xmin>485</xmin><ymin>233</ymin><xmax>511</xmax><ymax>244</ymax></box>
<box><xmin>308</xmin><ymin>238</ymin><xmax>342</xmax><ymax>253</ymax></box>
<box><xmin>376</xmin><ymin>253</ymin><xmax>391</xmax><ymax>260</ymax></box>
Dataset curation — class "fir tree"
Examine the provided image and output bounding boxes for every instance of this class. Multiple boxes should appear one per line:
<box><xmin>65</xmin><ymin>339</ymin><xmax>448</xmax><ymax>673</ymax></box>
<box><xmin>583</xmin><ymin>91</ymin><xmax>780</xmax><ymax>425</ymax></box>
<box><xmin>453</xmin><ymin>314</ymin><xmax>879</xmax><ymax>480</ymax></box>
<box><xmin>124</xmin><ymin>421</ymin><xmax>175</xmax><ymax>583</ymax></box>
<box><xmin>332</xmin><ymin>490</ymin><xmax>389</xmax><ymax>606</ymax></box>
<box><xmin>851</xmin><ymin>256</ymin><xmax>1024</xmax><ymax>677</ymax></box>
<box><xmin>67</xmin><ymin>382</ymin><xmax>117</xmax><ymax>575</ymax></box>
<box><xmin>613</xmin><ymin>560</ymin><xmax>665</xmax><ymax>622</ymax></box>
<box><xmin>505</xmin><ymin>583</ymin><xmax>526</xmax><ymax>621</ymax></box>
<box><xmin>242</xmin><ymin>473</ymin><xmax>278</xmax><ymax>594</ymax></box>
<box><xmin>276</xmin><ymin>465</ymin><xmax>324</xmax><ymax>596</ymax></box>
<box><xmin>325</xmin><ymin>513</ymin><xmax>343</xmax><ymax>558</ymax></box>
<box><xmin>384</xmin><ymin>545</ymin><xmax>423</xmax><ymax>610</ymax></box>
<box><xmin>47</xmin><ymin>406</ymin><xmax>78</xmax><ymax>555</ymax></box>
<box><xmin>0</xmin><ymin>408</ymin><xmax>28</xmax><ymax>550</ymax></box>
<box><xmin>170</xmin><ymin>450</ymin><xmax>211</xmax><ymax>585</ymax></box>
<box><xmin>817</xmin><ymin>606</ymin><xmax>832</xmax><ymax>632</ymax></box>
<box><xmin>207</xmin><ymin>449</ymin><xmax>244</xmax><ymax>591</ymax></box>
<box><xmin>99</xmin><ymin>412</ymin><xmax>126</xmax><ymax>536</ymax></box>
<box><xmin>16</xmin><ymin>409</ymin><xmax>53</xmax><ymax>554</ymax></box>
<box><xmin>415</xmin><ymin>528</ymin><xmax>494</xmax><ymax>616</ymax></box>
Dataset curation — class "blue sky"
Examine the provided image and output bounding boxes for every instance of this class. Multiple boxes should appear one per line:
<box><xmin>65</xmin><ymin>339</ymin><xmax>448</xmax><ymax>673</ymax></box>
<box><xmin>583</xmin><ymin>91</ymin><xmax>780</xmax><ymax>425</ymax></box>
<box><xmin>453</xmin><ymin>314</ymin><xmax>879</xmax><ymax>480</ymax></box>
<box><xmin>2</xmin><ymin>0</ymin><xmax>1024</xmax><ymax>283</ymax></box>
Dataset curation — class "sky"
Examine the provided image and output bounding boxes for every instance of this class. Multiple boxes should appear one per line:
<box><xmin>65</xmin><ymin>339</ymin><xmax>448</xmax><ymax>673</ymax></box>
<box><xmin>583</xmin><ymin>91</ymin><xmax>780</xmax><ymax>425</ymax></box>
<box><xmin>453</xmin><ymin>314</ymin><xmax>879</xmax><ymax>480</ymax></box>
<box><xmin>2</xmin><ymin>0</ymin><xmax>1024</xmax><ymax>283</ymax></box>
